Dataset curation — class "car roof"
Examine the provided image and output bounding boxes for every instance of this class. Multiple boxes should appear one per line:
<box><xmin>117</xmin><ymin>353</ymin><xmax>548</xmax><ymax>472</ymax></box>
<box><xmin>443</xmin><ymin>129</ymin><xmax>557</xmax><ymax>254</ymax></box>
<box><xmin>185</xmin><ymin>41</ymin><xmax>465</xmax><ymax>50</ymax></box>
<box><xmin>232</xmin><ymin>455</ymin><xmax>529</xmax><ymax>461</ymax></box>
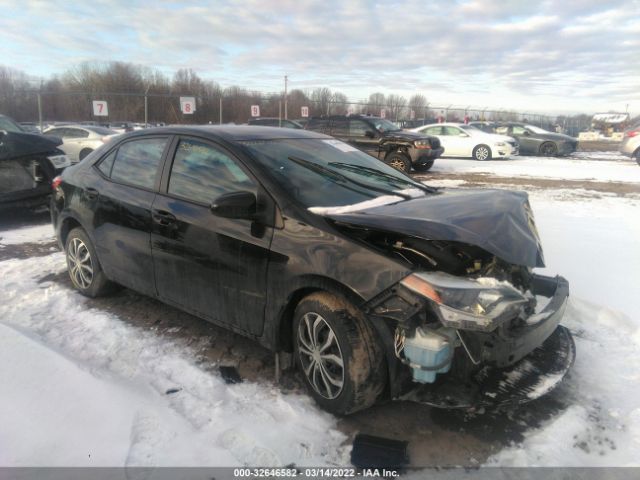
<box><xmin>120</xmin><ymin>125</ymin><xmax>330</xmax><ymax>142</ymax></box>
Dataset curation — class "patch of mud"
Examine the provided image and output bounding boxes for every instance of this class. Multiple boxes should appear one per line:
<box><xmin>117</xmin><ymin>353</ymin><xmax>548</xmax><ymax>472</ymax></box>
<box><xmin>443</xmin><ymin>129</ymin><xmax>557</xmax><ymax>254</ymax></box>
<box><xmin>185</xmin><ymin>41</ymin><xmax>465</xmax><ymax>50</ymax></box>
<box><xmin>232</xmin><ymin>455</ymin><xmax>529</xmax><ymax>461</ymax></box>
<box><xmin>415</xmin><ymin>172</ymin><xmax>640</xmax><ymax>198</ymax></box>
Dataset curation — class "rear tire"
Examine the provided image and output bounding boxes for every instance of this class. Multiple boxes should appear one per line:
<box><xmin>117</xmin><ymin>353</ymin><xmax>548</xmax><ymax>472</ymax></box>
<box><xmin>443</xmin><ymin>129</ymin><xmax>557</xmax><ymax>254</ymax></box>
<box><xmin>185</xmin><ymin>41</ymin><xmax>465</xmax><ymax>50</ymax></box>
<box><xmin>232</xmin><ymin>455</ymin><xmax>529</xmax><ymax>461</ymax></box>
<box><xmin>293</xmin><ymin>292</ymin><xmax>386</xmax><ymax>415</ymax></box>
<box><xmin>384</xmin><ymin>152</ymin><xmax>411</xmax><ymax>174</ymax></box>
<box><xmin>79</xmin><ymin>148</ymin><xmax>94</xmax><ymax>161</ymax></box>
<box><xmin>634</xmin><ymin>150</ymin><xmax>640</xmax><ymax>166</ymax></box>
<box><xmin>65</xmin><ymin>227</ymin><xmax>114</xmax><ymax>297</ymax></box>
<box><xmin>539</xmin><ymin>142</ymin><xmax>558</xmax><ymax>156</ymax></box>
<box><xmin>473</xmin><ymin>144</ymin><xmax>491</xmax><ymax>161</ymax></box>
<box><xmin>413</xmin><ymin>160</ymin><xmax>435</xmax><ymax>172</ymax></box>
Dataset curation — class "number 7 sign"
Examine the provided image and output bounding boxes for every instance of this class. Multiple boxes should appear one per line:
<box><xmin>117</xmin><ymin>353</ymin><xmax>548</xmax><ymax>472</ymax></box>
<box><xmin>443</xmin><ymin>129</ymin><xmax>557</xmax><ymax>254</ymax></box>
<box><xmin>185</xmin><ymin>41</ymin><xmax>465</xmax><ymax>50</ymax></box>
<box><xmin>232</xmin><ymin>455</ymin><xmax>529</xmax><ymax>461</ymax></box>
<box><xmin>93</xmin><ymin>101</ymin><xmax>108</xmax><ymax>116</ymax></box>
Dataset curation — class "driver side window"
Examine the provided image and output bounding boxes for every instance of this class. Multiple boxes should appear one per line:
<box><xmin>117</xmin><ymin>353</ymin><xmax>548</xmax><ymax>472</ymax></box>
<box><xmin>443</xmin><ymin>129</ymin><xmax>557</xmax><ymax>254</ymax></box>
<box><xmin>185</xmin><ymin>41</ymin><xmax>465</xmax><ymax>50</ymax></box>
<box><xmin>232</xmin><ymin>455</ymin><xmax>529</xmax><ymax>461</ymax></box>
<box><xmin>168</xmin><ymin>139</ymin><xmax>255</xmax><ymax>205</ymax></box>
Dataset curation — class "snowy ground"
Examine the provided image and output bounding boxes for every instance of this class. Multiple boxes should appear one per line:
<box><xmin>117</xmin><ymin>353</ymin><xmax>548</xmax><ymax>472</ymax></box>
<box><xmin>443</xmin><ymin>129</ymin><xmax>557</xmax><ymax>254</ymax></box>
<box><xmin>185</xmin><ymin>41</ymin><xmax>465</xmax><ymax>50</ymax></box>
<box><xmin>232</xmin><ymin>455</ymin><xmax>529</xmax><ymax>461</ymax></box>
<box><xmin>1</xmin><ymin>152</ymin><xmax>639</xmax><ymax>468</ymax></box>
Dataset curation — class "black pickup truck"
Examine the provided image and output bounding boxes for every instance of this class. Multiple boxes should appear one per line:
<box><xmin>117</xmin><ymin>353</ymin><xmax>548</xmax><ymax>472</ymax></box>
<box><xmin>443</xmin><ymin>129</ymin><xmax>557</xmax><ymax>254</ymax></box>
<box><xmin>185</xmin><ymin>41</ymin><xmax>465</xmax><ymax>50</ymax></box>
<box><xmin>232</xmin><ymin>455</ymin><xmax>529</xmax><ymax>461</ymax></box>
<box><xmin>1</xmin><ymin>114</ymin><xmax>70</xmax><ymax>211</ymax></box>
<box><xmin>305</xmin><ymin>115</ymin><xmax>444</xmax><ymax>173</ymax></box>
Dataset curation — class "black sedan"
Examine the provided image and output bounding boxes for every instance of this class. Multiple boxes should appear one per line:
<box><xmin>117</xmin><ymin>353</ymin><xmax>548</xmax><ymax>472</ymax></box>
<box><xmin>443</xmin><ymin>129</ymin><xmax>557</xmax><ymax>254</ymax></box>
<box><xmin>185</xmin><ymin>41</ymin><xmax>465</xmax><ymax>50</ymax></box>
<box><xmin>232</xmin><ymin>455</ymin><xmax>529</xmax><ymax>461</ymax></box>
<box><xmin>51</xmin><ymin>126</ymin><xmax>575</xmax><ymax>414</ymax></box>
<box><xmin>495</xmin><ymin>122</ymin><xmax>578</xmax><ymax>156</ymax></box>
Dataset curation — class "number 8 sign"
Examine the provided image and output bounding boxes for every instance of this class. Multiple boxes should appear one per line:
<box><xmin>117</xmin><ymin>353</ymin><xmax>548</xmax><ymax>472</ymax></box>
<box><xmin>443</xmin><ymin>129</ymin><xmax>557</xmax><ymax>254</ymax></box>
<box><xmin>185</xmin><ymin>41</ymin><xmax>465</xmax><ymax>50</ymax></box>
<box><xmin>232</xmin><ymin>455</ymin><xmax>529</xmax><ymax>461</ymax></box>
<box><xmin>92</xmin><ymin>101</ymin><xmax>108</xmax><ymax>116</ymax></box>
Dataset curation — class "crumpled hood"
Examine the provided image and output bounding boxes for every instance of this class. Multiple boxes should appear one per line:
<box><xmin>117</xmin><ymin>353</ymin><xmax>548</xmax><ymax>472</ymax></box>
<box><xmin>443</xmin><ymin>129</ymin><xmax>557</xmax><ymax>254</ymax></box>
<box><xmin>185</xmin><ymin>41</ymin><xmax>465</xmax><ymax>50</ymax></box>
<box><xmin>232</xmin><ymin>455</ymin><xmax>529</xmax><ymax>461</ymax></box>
<box><xmin>0</xmin><ymin>131</ymin><xmax>62</xmax><ymax>161</ymax></box>
<box><xmin>324</xmin><ymin>188</ymin><xmax>545</xmax><ymax>268</ymax></box>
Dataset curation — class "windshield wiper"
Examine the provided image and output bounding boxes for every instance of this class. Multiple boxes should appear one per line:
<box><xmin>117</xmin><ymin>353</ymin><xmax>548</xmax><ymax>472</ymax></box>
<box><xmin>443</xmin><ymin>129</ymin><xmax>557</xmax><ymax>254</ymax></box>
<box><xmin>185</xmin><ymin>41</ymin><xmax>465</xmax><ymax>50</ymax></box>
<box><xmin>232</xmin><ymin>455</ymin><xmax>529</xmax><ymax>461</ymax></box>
<box><xmin>328</xmin><ymin>162</ymin><xmax>437</xmax><ymax>194</ymax></box>
<box><xmin>287</xmin><ymin>156</ymin><xmax>412</xmax><ymax>200</ymax></box>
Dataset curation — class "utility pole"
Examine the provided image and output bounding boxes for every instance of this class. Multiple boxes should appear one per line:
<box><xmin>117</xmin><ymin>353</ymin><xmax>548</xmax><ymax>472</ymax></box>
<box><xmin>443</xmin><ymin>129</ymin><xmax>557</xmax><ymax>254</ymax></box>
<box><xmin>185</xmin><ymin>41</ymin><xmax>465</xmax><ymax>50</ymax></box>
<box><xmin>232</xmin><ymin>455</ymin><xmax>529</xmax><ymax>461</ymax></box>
<box><xmin>37</xmin><ymin>80</ymin><xmax>43</xmax><ymax>132</ymax></box>
<box><xmin>219</xmin><ymin>97</ymin><xmax>222</xmax><ymax>124</ymax></box>
<box><xmin>144</xmin><ymin>84</ymin><xmax>150</xmax><ymax>127</ymax></box>
<box><xmin>284</xmin><ymin>75</ymin><xmax>288</xmax><ymax>120</ymax></box>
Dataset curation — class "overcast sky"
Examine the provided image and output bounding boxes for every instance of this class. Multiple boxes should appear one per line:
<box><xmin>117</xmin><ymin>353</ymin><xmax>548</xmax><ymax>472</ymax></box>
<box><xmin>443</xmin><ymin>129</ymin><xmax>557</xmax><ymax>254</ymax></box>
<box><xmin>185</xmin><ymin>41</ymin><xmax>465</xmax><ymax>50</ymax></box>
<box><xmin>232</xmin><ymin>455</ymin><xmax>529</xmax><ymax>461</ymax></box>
<box><xmin>1</xmin><ymin>0</ymin><xmax>638</xmax><ymax>114</ymax></box>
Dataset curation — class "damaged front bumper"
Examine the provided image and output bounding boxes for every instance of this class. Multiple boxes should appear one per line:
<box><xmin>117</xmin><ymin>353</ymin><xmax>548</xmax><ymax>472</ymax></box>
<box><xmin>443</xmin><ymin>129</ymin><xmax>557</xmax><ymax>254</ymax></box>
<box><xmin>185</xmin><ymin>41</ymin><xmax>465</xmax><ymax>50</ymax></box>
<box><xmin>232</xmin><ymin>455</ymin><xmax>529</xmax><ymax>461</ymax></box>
<box><xmin>367</xmin><ymin>272</ymin><xmax>575</xmax><ymax>408</ymax></box>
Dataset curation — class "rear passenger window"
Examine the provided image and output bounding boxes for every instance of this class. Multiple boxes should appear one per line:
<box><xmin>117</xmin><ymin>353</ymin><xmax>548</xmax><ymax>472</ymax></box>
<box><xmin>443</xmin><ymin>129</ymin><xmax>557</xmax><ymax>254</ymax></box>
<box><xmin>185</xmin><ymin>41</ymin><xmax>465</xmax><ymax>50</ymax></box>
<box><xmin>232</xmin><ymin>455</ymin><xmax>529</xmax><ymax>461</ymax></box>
<box><xmin>110</xmin><ymin>137</ymin><xmax>167</xmax><ymax>189</ymax></box>
<box><xmin>168</xmin><ymin>139</ymin><xmax>255</xmax><ymax>205</ymax></box>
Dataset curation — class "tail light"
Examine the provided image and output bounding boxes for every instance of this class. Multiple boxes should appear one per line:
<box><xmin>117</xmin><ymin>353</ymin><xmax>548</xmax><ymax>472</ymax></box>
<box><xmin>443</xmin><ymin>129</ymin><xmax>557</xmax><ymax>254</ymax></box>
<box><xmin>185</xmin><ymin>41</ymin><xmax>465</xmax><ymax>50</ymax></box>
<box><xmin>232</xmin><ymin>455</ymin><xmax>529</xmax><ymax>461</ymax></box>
<box><xmin>625</xmin><ymin>129</ymin><xmax>639</xmax><ymax>138</ymax></box>
<box><xmin>52</xmin><ymin>176</ymin><xmax>62</xmax><ymax>190</ymax></box>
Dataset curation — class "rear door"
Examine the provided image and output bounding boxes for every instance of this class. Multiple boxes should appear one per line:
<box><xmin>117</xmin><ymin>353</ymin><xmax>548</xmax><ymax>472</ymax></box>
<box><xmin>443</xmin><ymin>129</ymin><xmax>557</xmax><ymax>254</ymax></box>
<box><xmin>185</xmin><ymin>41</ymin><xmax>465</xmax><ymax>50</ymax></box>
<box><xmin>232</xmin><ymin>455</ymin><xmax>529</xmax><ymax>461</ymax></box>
<box><xmin>89</xmin><ymin>135</ymin><xmax>170</xmax><ymax>296</ymax></box>
<box><xmin>151</xmin><ymin>136</ymin><xmax>273</xmax><ymax>335</ymax></box>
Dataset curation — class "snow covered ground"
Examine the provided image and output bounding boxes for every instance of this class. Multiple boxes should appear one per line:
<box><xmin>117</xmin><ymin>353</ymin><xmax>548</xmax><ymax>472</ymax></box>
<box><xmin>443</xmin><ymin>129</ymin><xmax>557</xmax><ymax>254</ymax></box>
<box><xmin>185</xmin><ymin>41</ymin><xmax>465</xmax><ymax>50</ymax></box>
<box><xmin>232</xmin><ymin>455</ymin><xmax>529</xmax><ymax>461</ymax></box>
<box><xmin>430</xmin><ymin>153</ymin><xmax>640</xmax><ymax>183</ymax></box>
<box><xmin>1</xmin><ymin>152</ymin><xmax>639</xmax><ymax>468</ymax></box>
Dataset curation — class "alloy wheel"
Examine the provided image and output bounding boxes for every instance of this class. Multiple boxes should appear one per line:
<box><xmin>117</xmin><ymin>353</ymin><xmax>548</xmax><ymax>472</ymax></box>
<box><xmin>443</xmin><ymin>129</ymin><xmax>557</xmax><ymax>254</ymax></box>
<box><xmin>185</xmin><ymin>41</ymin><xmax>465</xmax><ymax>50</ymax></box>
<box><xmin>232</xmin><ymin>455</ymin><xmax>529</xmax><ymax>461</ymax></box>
<box><xmin>297</xmin><ymin>312</ymin><xmax>345</xmax><ymax>399</ymax></box>
<box><xmin>476</xmin><ymin>146</ymin><xmax>489</xmax><ymax>160</ymax></box>
<box><xmin>67</xmin><ymin>237</ymin><xmax>94</xmax><ymax>289</ymax></box>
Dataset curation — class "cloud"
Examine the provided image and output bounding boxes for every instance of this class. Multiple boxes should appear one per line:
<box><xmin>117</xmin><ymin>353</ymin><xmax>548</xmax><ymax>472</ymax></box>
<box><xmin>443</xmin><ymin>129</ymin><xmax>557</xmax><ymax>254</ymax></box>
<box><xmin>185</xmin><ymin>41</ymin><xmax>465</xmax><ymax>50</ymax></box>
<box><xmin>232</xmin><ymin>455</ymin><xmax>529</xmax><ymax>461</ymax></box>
<box><xmin>0</xmin><ymin>0</ymin><xmax>637</xmax><ymax>113</ymax></box>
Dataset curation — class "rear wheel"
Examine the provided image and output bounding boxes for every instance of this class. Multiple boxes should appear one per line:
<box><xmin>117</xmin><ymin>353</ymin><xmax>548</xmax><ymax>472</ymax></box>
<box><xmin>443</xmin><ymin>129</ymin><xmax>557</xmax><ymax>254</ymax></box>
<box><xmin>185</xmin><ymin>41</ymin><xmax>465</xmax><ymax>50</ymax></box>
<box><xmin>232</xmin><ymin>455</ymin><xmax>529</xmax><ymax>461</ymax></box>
<box><xmin>293</xmin><ymin>292</ymin><xmax>386</xmax><ymax>415</ymax></box>
<box><xmin>65</xmin><ymin>227</ymin><xmax>114</xmax><ymax>297</ymax></box>
<box><xmin>384</xmin><ymin>152</ymin><xmax>411</xmax><ymax>174</ymax></box>
<box><xmin>539</xmin><ymin>142</ymin><xmax>558</xmax><ymax>156</ymax></box>
<box><xmin>413</xmin><ymin>159</ymin><xmax>435</xmax><ymax>172</ymax></box>
<box><xmin>634</xmin><ymin>149</ymin><xmax>640</xmax><ymax>166</ymax></box>
<box><xmin>473</xmin><ymin>144</ymin><xmax>491</xmax><ymax>161</ymax></box>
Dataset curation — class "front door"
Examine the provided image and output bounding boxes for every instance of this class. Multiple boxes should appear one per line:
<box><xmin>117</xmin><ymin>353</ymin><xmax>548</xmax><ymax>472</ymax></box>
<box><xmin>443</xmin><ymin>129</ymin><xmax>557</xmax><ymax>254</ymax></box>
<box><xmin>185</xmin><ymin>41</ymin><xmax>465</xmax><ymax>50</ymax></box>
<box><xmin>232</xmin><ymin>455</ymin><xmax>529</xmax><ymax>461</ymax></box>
<box><xmin>151</xmin><ymin>137</ymin><xmax>273</xmax><ymax>335</ymax></box>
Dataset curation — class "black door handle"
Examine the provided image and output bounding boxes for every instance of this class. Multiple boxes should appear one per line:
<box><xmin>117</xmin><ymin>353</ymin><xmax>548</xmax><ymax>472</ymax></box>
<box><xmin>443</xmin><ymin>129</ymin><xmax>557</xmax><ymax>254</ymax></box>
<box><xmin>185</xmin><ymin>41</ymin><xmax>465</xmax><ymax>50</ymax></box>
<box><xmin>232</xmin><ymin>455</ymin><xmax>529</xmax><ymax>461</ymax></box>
<box><xmin>85</xmin><ymin>188</ymin><xmax>99</xmax><ymax>200</ymax></box>
<box><xmin>152</xmin><ymin>209</ymin><xmax>177</xmax><ymax>226</ymax></box>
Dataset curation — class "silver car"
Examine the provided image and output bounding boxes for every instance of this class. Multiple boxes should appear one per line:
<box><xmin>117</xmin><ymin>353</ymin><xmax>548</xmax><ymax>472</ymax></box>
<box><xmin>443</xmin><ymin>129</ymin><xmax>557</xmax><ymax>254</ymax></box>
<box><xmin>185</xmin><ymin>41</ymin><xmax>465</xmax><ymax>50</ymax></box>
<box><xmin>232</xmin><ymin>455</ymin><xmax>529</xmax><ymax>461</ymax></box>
<box><xmin>43</xmin><ymin>125</ymin><xmax>119</xmax><ymax>163</ymax></box>
<box><xmin>620</xmin><ymin>124</ymin><xmax>640</xmax><ymax>165</ymax></box>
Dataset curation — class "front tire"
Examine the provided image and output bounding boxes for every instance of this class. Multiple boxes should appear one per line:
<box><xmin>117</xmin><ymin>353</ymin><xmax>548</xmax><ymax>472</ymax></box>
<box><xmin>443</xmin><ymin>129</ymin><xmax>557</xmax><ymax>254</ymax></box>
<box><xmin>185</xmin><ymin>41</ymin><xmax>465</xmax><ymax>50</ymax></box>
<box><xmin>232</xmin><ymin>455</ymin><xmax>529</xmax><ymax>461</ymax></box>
<box><xmin>473</xmin><ymin>144</ymin><xmax>491</xmax><ymax>161</ymax></box>
<box><xmin>293</xmin><ymin>292</ymin><xmax>386</xmax><ymax>415</ymax></box>
<box><xmin>384</xmin><ymin>152</ymin><xmax>411</xmax><ymax>174</ymax></box>
<box><xmin>65</xmin><ymin>227</ymin><xmax>114</xmax><ymax>297</ymax></box>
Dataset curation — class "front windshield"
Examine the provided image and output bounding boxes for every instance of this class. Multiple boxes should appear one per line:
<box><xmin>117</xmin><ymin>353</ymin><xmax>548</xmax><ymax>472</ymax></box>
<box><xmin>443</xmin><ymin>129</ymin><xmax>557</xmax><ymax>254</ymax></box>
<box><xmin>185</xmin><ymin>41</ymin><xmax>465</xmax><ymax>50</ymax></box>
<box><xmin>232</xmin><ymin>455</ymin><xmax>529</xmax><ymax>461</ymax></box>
<box><xmin>241</xmin><ymin>138</ymin><xmax>432</xmax><ymax>209</ymax></box>
<box><xmin>525</xmin><ymin>125</ymin><xmax>549</xmax><ymax>134</ymax></box>
<box><xmin>0</xmin><ymin>116</ymin><xmax>25</xmax><ymax>133</ymax></box>
<box><xmin>372</xmin><ymin>118</ymin><xmax>401</xmax><ymax>133</ymax></box>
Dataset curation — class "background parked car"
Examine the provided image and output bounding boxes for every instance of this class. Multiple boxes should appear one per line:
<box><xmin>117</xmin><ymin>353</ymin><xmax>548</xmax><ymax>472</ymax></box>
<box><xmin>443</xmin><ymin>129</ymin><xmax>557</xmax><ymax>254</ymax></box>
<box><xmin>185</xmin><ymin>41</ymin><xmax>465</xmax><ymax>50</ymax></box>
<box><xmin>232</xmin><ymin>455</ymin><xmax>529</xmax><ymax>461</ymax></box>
<box><xmin>495</xmin><ymin>122</ymin><xmax>578</xmax><ymax>156</ymax></box>
<box><xmin>620</xmin><ymin>123</ymin><xmax>640</xmax><ymax>166</ymax></box>
<box><xmin>1</xmin><ymin>114</ymin><xmax>70</xmax><ymax>211</ymax></box>
<box><xmin>248</xmin><ymin>117</ymin><xmax>303</xmax><ymax>129</ymax></box>
<box><xmin>305</xmin><ymin>115</ymin><xmax>443</xmax><ymax>173</ymax></box>
<box><xmin>19</xmin><ymin>122</ymin><xmax>42</xmax><ymax>134</ymax></box>
<box><xmin>411</xmin><ymin>122</ymin><xmax>518</xmax><ymax>160</ymax></box>
<box><xmin>44</xmin><ymin>125</ymin><xmax>119</xmax><ymax>163</ymax></box>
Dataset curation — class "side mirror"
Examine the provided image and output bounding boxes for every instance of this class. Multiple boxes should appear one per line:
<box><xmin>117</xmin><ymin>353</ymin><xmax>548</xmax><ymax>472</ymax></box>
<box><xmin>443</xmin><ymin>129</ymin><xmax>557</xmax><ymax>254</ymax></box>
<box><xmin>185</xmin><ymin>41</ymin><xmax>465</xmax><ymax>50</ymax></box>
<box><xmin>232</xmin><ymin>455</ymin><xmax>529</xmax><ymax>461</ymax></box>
<box><xmin>210</xmin><ymin>191</ymin><xmax>257</xmax><ymax>219</ymax></box>
<box><xmin>522</xmin><ymin>130</ymin><xmax>530</xmax><ymax>136</ymax></box>
<box><xmin>365</xmin><ymin>130</ymin><xmax>376</xmax><ymax>139</ymax></box>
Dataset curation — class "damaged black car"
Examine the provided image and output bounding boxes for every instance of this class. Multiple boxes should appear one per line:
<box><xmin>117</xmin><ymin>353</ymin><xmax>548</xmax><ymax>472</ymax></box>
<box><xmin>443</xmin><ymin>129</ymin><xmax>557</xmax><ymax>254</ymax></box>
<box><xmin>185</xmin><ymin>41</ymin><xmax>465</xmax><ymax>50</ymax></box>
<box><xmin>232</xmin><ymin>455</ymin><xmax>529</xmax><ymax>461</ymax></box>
<box><xmin>1</xmin><ymin>114</ymin><xmax>71</xmax><ymax>211</ymax></box>
<box><xmin>51</xmin><ymin>126</ymin><xmax>574</xmax><ymax>414</ymax></box>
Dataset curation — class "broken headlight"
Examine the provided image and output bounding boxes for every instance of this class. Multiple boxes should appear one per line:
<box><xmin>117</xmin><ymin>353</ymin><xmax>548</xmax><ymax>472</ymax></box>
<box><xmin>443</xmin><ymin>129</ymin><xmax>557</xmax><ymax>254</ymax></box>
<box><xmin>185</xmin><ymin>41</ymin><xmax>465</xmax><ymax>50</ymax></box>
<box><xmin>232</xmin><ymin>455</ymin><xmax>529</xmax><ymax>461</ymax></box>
<box><xmin>400</xmin><ymin>271</ymin><xmax>529</xmax><ymax>332</ymax></box>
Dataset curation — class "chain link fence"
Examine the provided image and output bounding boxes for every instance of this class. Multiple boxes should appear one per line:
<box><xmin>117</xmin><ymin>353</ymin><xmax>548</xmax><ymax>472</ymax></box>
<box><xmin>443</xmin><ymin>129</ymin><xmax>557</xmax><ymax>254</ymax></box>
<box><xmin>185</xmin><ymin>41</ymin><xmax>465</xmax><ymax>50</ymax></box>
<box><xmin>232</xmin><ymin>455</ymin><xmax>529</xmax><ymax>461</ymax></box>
<box><xmin>6</xmin><ymin>89</ymin><xmax>563</xmax><ymax>132</ymax></box>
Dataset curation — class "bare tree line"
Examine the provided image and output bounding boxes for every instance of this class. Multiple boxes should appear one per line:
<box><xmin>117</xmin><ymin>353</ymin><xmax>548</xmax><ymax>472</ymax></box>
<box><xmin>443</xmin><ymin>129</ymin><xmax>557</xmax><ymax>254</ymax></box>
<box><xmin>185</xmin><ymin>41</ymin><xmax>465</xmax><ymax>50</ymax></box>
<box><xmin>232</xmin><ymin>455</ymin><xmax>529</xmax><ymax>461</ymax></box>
<box><xmin>1</xmin><ymin>61</ymin><xmax>605</xmax><ymax>130</ymax></box>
